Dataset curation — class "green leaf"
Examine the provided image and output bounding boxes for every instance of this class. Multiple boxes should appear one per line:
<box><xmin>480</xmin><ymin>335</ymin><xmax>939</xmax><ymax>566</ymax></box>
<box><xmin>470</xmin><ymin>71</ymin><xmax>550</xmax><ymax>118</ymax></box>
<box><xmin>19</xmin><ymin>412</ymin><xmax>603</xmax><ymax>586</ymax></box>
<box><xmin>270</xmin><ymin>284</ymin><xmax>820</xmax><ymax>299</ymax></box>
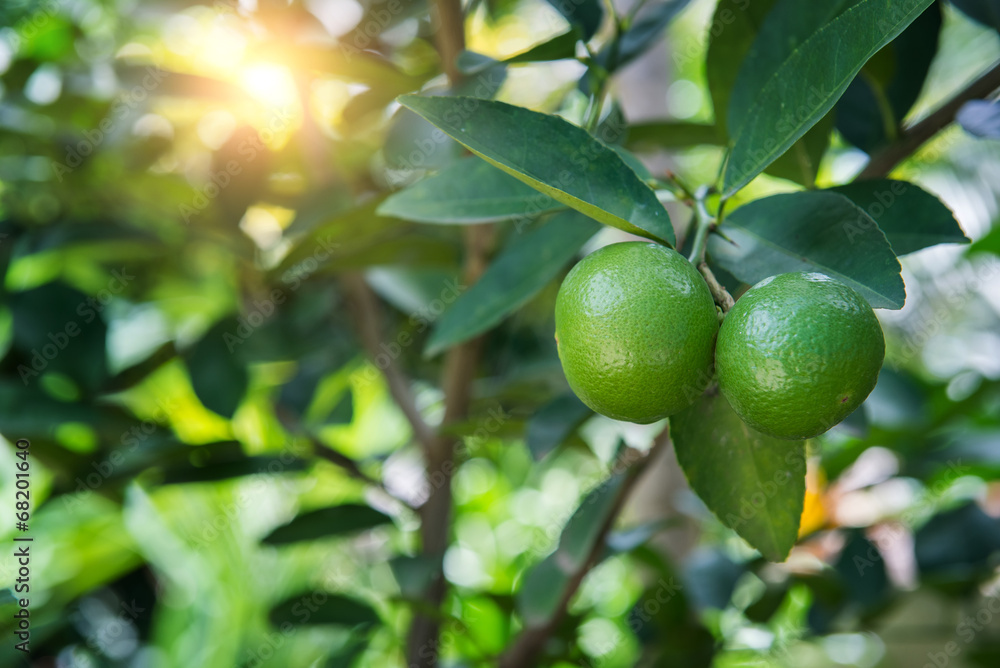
<box><xmin>389</xmin><ymin>555</ymin><xmax>440</xmax><ymax>599</ymax></box>
<box><xmin>526</xmin><ymin>392</ymin><xmax>593</xmax><ymax>460</ymax></box>
<box><xmin>186</xmin><ymin>318</ymin><xmax>249</xmax><ymax>418</ymax></box>
<box><xmin>706</xmin><ymin>0</ymin><xmax>779</xmax><ymax>134</ymax></box>
<box><xmin>505</xmin><ymin>30</ymin><xmax>580</xmax><ymax>63</ymax></box>
<box><xmin>425</xmin><ymin>211</ymin><xmax>601</xmax><ymax>356</ymax></box>
<box><xmin>611</xmin><ymin>0</ymin><xmax>693</xmax><ymax>67</ymax></box>
<box><xmin>625</xmin><ymin>122</ymin><xmax>723</xmax><ymax>151</ymax></box>
<box><xmin>705</xmin><ymin>0</ymin><xmax>830</xmax><ymax>188</ymax></box>
<box><xmin>324</xmin><ymin>636</ymin><xmax>369</xmax><ymax>668</ymax></box>
<box><xmin>580</xmin><ymin>0</ymin><xmax>692</xmax><ymax>92</ymax></box>
<box><xmin>269</xmin><ymin>592</ymin><xmax>379</xmax><ymax>628</ymax></box>
<box><xmin>7</xmin><ymin>280</ymin><xmax>110</xmax><ymax>390</ymax></box>
<box><xmin>762</xmin><ymin>114</ymin><xmax>833</xmax><ymax>188</ymax></box>
<box><xmin>722</xmin><ymin>0</ymin><xmax>935</xmax><ymax>195</ymax></box>
<box><xmin>377</xmin><ymin>156</ymin><xmax>564</xmax><ymax>224</ymax></box>
<box><xmin>829</xmin><ymin>179</ymin><xmax>968</xmax><ymax>254</ymax></box>
<box><xmin>970</xmin><ymin>224</ymin><xmax>1000</xmax><ymax>256</ymax></box>
<box><xmin>398</xmin><ymin>95</ymin><xmax>675</xmax><ymax>245</ymax></box>
<box><xmin>9</xmin><ymin>281</ymin><xmax>109</xmax><ymax>391</ymax></box>
<box><xmin>518</xmin><ymin>472</ymin><xmax>626</xmax><ymax>625</ymax></box>
<box><xmin>708</xmin><ymin>191</ymin><xmax>905</xmax><ymax>309</ymax></box>
<box><xmin>835</xmin><ymin>4</ymin><xmax>942</xmax><ymax>153</ymax></box>
<box><xmin>672</xmin><ymin>390</ymin><xmax>806</xmax><ymax>562</ymax></box>
<box><xmin>542</xmin><ymin>0</ymin><xmax>603</xmax><ymax>40</ymax></box>
<box><xmin>262</xmin><ymin>504</ymin><xmax>393</xmax><ymax>545</ymax></box>
<box><xmin>161</xmin><ymin>455</ymin><xmax>309</xmax><ymax>484</ymax></box>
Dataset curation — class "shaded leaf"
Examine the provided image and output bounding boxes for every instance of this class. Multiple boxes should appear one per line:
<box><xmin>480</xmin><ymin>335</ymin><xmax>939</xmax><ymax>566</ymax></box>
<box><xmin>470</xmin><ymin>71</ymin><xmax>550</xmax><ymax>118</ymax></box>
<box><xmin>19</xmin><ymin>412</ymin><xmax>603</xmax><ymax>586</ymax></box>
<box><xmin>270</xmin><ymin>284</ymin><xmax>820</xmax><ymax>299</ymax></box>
<box><xmin>186</xmin><ymin>318</ymin><xmax>249</xmax><ymax>418</ymax></box>
<box><xmin>708</xmin><ymin>191</ymin><xmax>905</xmax><ymax>309</ymax></box>
<box><xmin>324</xmin><ymin>636</ymin><xmax>369</xmax><ymax>668</ymax></box>
<box><xmin>505</xmin><ymin>30</ymin><xmax>580</xmax><ymax>63</ymax></box>
<box><xmin>378</xmin><ymin>156</ymin><xmax>563</xmax><ymax>224</ymax></box>
<box><xmin>425</xmin><ymin>211</ymin><xmax>600</xmax><ymax>356</ymax></box>
<box><xmin>723</xmin><ymin>0</ymin><xmax>935</xmax><ymax>195</ymax></box>
<box><xmin>829</xmin><ymin>179</ymin><xmax>968</xmax><ymax>254</ymax></box>
<box><xmin>915</xmin><ymin>502</ymin><xmax>1000</xmax><ymax>586</ymax></box>
<box><xmin>682</xmin><ymin>548</ymin><xmax>746</xmax><ymax>611</ymax></box>
<box><xmin>835</xmin><ymin>3</ymin><xmax>942</xmax><ymax>152</ymax></box>
<box><xmin>9</xmin><ymin>281</ymin><xmax>108</xmax><ymax>391</ymax></box>
<box><xmin>613</xmin><ymin>0</ymin><xmax>693</xmax><ymax>67</ymax></box>
<box><xmin>706</xmin><ymin>0</ymin><xmax>779</xmax><ymax>134</ymax></box>
<box><xmin>705</xmin><ymin>0</ymin><xmax>830</xmax><ymax>187</ymax></box>
<box><xmin>390</xmin><ymin>555</ymin><xmax>440</xmax><ymax>599</ymax></box>
<box><xmin>526</xmin><ymin>392</ymin><xmax>593</xmax><ymax>460</ymax></box>
<box><xmin>672</xmin><ymin>390</ymin><xmax>806</xmax><ymax>561</ymax></box>
<box><xmin>269</xmin><ymin>592</ymin><xmax>379</xmax><ymax>628</ymax></box>
<box><xmin>262</xmin><ymin>504</ymin><xmax>393</xmax><ymax>545</ymax></box>
<box><xmin>625</xmin><ymin>121</ymin><xmax>723</xmax><ymax>151</ymax></box>
<box><xmin>542</xmin><ymin>0</ymin><xmax>603</xmax><ymax>40</ymax></box>
<box><xmin>160</xmin><ymin>455</ymin><xmax>309</xmax><ymax>485</ymax></box>
<box><xmin>398</xmin><ymin>95</ymin><xmax>675</xmax><ymax>245</ymax></box>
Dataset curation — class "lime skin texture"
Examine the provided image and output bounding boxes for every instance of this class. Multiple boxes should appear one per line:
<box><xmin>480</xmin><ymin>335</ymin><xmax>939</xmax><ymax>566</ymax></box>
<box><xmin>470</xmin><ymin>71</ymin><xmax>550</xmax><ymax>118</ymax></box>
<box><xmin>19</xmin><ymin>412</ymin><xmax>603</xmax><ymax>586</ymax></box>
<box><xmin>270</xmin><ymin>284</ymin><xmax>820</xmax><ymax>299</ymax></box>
<box><xmin>555</xmin><ymin>241</ymin><xmax>719</xmax><ymax>424</ymax></box>
<box><xmin>715</xmin><ymin>272</ymin><xmax>885</xmax><ymax>440</ymax></box>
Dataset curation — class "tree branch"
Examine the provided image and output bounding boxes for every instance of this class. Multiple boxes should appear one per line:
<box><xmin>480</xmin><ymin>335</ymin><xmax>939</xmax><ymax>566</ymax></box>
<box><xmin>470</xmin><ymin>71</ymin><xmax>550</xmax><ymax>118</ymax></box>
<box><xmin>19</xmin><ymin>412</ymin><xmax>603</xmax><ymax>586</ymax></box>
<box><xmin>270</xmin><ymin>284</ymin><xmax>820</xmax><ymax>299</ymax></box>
<box><xmin>433</xmin><ymin>0</ymin><xmax>466</xmax><ymax>83</ymax></box>
<box><xmin>407</xmin><ymin>224</ymin><xmax>494</xmax><ymax>667</ymax></box>
<box><xmin>498</xmin><ymin>429</ymin><xmax>673</xmax><ymax>668</ymax></box>
<box><xmin>342</xmin><ymin>274</ymin><xmax>437</xmax><ymax>451</ymax></box>
<box><xmin>856</xmin><ymin>60</ymin><xmax>1000</xmax><ymax>180</ymax></box>
<box><xmin>405</xmin><ymin>6</ymin><xmax>491</xmax><ymax>665</ymax></box>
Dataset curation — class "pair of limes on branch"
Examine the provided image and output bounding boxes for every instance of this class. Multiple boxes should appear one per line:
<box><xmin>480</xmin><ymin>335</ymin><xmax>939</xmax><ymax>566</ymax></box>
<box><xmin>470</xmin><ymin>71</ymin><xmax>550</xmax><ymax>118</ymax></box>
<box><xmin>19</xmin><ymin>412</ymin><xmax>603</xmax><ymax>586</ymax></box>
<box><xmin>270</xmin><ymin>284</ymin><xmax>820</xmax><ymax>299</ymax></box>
<box><xmin>554</xmin><ymin>242</ymin><xmax>884</xmax><ymax>439</ymax></box>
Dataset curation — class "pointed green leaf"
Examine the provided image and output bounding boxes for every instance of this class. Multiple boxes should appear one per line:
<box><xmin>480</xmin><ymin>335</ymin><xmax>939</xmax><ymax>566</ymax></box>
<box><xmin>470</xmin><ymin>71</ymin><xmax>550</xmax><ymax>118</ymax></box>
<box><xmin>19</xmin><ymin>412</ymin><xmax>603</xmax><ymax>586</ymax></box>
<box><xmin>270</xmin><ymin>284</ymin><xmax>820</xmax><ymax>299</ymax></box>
<box><xmin>708</xmin><ymin>191</ymin><xmax>905</xmax><ymax>309</ymax></box>
<box><xmin>706</xmin><ymin>0</ymin><xmax>831</xmax><ymax>188</ymax></box>
<box><xmin>835</xmin><ymin>4</ymin><xmax>942</xmax><ymax>153</ymax></box>
<box><xmin>269</xmin><ymin>592</ymin><xmax>379</xmax><ymax>627</ymax></box>
<box><xmin>262</xmin><ymin>504</ymin><xmax>393</xmax><ymax>545</ymax></box>
<box><xmin>398</xmin><ymin>95</ymin><xmax>675</xmax><ymax>245</ymax></box>
<box><xmin>505</xmin><ymin>30</ymin><xmax>580</xmax><ymax>64</ymax></box>
<box><xmin>829</xmin><ymin>179</ymin><xmax>969</xmax><ymax>255</ymax></box>
<box><xmin>186</xmin><ymin>318</ymin><xmax>248</xmax><ymax>418</ymax></box>
<box><xmin>723</xmin><ymin>0</ymin><xmax>935</xmax><ymax>195</ymax></box>
<box><xmin>526</xmin><ymin>392</ymin><xmax>593</xmax><ymax>460</ymax></box>
<box><xmin>542</xmin><ymin>0</ymin><xmax>603</xmax><ymax>40</ymax></box>
<box><xmin>425</xmin><ymin>211</ymin><xmax>601</xmax><ymax>356</ymax></box>
<box><xmin>672</xmin><ymin>390</ymin><xmax>806</xmax><ymax>562</ymax></box>
<box><xmin>378</xmin><ymin>156</ymin><xmax>563</xmax><ymax>224</ymax></box>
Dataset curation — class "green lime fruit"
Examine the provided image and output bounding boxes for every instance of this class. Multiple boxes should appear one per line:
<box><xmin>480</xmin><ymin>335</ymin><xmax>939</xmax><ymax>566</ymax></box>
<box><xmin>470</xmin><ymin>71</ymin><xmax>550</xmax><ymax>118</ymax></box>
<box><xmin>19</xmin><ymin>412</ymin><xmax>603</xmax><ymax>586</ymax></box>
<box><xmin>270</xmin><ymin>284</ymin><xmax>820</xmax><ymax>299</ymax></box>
<box><xmin>715</xmin><ymin>272</ymin><xmax>885</xmax><ymax>440</ymax></box>
<box><xmin>554</xmin><ymin>241</ymin><xmax>719</xmax><ymax>424</ymax></box>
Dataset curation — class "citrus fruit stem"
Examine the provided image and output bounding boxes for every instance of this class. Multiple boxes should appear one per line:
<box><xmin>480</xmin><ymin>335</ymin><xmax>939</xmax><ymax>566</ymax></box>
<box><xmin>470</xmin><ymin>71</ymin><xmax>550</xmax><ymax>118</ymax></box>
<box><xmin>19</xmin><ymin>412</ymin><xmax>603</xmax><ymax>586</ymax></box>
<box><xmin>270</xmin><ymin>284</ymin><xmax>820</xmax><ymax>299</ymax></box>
<box><xmin>687</xmin><ymin>185</ymin><xmax>715</xmax><ymax>264</ymax></box>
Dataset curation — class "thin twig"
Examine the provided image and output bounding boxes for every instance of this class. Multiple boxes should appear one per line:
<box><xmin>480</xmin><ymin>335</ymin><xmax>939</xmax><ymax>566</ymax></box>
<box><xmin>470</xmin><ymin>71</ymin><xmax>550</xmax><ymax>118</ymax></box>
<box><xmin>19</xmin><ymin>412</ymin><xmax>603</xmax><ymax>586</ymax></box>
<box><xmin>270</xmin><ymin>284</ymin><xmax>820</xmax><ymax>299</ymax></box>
<box><xmin>687</xmin><ymin>185</ymin><xmax>714</xmax><ymax>264</ymax></box>
<box><xmin>342</xmin><ymin>274</ymin><xmax>437</xmax><ymax>451</ymax></box>
<box><xmin>698</xmin><ymin>262</ymin><xmax>735</xmax><ymax>314</ymax></box>
<box><xmin>856</xmin><ymin>60</ymin><xmax>1000</xmax><ymax>180</ymax></box>
<box><xmin>498</xmin><ymin>429</ymin><xmax>673</xmax><ymax>668</ymax></box>
<box><xmin>407</xmin><ymin>4</ymin><xmax>491</xmax><ymax>661</ymax></box>
<box><xmin>407</xmin><ymin>225</ymin><xmax>494</xmax><ymax>668</ymax></box>
<box><xmin>433</xmin><ymin>0</ymin><xmax>466</xmax><ymax>83</ymax></box>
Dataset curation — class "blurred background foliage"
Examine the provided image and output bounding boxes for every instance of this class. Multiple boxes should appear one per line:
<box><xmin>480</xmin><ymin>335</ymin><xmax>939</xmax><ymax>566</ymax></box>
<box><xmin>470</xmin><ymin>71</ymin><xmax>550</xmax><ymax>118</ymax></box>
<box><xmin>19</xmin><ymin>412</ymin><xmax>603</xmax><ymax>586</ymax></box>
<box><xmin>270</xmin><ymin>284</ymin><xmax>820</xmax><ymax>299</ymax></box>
<box><xmin>0</xmin><ymin>0</ymin><xmax>999</xmax><ymax>667</ymax></box>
